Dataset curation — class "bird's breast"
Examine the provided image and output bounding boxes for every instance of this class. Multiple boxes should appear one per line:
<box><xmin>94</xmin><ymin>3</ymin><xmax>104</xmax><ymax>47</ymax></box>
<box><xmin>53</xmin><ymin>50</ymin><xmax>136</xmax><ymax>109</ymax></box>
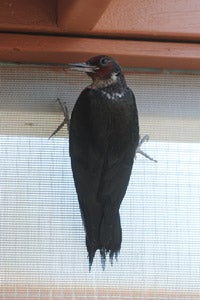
<box><xmin>89</xmin><ymin>93</ymin><xmax>134</xmax><ymax>154</ymax></box>
<box><xmin>100</xmin><ymin>90</ymin><xmax>125</xmax><ymax>101</ymax></box>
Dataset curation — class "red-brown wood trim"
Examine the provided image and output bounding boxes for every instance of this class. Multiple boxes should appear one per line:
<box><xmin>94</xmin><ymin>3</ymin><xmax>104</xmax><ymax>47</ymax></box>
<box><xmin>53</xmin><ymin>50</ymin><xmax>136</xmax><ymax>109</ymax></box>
<box><xmin>0</xmin><ymin>33</ymin><xmax>200</xmax><ymax>70</ymax></box>
<box><xmin>57</xmin><ymin>0</ymin><xmax>113</xmax><ymax>31</ymax></box>
<box><xmin>93</xmin><ymin>0</ymin><xmax>200</xmax><ymax>42</ymax></box>
<box><xmin>0</xmin><ymin>0</ymin><xmax>57</xmax><ymax>33</ymax></box>
<box><xmin>0</xmin><ymin>286</ymin><xmax>199</xmax><ymax>299</ymax></box>
<box><xmin>0</xmin><ymin>1</ymin><xmax>199</xmax><ymax>43</ymax></box>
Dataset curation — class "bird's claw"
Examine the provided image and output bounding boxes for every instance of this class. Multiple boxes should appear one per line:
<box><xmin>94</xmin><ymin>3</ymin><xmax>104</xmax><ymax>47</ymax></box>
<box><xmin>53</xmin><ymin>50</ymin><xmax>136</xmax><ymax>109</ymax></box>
<box><xmin>136</xmin><ymin>135</ymin><xmax>157</xmax><ymax>163</ymax></box>
<box><xmin>48</xmin><ymin>119</ymin><xmax>66</xmax><ymax>139</ymax></box>
<box><xmin>138</xmin><ymin>134</ymin><xmax>149</xmax><ymax>147</ymax></box>
<box><xmin>49</xmin><ymin>98</ymin><xmax>70</xmax><ymax>139</ymax></box>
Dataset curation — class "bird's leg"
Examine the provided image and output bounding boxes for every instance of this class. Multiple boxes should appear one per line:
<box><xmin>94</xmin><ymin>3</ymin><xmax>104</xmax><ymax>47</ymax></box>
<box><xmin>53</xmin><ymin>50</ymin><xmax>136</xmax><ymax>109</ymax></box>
<box><xmin>136</xmin><ymin>134</ymin><xmax>157</xmax><ymax>163</ymax></box>
<box><xmin>49</xmin><ymin>98</ymin><xmax>70</xmax><ymax>139</ymax></box>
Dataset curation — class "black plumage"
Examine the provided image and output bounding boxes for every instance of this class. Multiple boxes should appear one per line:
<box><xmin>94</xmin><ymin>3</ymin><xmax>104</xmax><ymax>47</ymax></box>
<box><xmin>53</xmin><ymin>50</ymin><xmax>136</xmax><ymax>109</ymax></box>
<box><xmin>68</xmin><ymin>56</ymin><xmax>139</xmax><ymax>269</ymax></box>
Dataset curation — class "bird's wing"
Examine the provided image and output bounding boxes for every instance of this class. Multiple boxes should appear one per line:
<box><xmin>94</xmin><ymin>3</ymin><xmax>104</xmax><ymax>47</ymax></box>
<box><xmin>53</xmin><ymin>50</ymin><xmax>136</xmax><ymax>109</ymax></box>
<box><xmin>95</xmin><ymin>89</ymin><xmax>139</xmax><ymax>257</ymax></box>
<box><xmin>69</xmin><ymin>88</ymin><xmax>106</xmax><ymax>264</ymax></box>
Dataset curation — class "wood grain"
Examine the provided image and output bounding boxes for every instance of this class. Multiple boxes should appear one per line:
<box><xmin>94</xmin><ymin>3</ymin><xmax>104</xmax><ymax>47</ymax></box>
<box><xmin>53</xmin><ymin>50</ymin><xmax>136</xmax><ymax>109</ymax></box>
<box><xmin>0</xmin><ymin>0</ymin><xmax>199</xmax><ymax>42</ymax></box>
<box><xmin>57</xmin><ymin>0</ymin><xmax>112</xmax><ymax>31</ymax></box>
<box><xmin>0</xmin><ymin>0</ymin><xmax>57</xmax><ymax>33</ymax></box>
<box><xmin>94</xmin><ymin>0</ymin><xmax>200</xmax><ymax>41</ymax></box>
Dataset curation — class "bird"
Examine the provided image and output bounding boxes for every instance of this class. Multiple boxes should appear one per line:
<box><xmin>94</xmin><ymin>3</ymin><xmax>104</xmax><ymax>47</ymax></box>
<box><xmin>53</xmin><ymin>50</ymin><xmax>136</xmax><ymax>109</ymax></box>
<box><xmin>68</xmin><ymin>55</ymin><xmax>139</xmax><ymax>270</ymax></box>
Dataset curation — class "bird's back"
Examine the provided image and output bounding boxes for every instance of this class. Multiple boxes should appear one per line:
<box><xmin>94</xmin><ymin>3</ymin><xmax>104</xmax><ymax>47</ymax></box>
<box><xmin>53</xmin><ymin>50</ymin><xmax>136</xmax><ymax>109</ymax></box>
<box><xmin>70</xmin><ymin>86</ymin><xmax>139</xmax><ymax>268</ymax></box>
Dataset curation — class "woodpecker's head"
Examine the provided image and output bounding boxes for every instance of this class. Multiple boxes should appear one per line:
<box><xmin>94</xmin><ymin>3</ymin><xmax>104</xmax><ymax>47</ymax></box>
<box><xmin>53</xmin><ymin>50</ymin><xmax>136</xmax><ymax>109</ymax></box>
<box><xmin>68</xmin><ymin>55</ymin><xmax>126</xmax><ymax>88</ymax></box>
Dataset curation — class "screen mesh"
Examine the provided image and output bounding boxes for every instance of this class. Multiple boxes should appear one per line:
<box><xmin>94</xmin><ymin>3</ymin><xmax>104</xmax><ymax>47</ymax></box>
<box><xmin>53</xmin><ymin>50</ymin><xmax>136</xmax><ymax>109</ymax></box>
<box><xmin>0</xmin><ymin>64</ymin><xmax>200</xmax><ymax>299</ymax></box>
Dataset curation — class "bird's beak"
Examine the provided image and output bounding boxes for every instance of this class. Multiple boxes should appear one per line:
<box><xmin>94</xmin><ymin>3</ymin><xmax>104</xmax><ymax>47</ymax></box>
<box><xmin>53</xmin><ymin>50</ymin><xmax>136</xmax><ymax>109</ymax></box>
<box><xmin>67</xmin><ymin>62</ymin><xmax>98</xmax><ymax>73</ymax></box>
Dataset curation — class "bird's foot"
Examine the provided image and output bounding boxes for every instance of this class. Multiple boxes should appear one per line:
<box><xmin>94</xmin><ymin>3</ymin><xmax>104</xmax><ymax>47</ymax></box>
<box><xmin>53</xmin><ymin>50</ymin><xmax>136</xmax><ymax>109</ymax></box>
<box><xmin>136</xmin><ymin>135</ymin><xmax>157</xmax><ymax>163</ymax></box>
<box><xmin>49</xmin><ymin>98</ymin><xmax>70</xmax><ymax>139</ymax></box>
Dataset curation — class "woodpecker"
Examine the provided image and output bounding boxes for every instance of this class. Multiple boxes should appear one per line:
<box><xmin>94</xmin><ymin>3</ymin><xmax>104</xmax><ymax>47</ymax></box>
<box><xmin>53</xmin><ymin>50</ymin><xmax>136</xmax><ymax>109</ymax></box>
<box><xmin>68</xmin><ymin>55</ymin><xmax>139</xmax><ymax>269</ymax></box>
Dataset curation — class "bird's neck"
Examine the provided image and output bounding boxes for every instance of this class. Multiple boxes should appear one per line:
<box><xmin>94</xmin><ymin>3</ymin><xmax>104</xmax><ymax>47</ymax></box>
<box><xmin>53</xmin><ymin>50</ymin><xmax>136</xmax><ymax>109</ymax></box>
<box><xmin>90</xmin><ymin>72</ymin><xmax>126</xmax><ymax>90</ymax></box>
<box><xmin>90</xmin><ymin>78</ymin><xmax>128</xmax><ymax>101</ymax></box>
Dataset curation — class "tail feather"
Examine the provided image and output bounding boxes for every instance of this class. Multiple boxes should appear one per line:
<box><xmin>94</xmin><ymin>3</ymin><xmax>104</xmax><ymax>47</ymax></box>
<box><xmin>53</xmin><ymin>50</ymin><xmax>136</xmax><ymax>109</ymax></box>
<box><xmin>85</xmin><ymin>210</ymin><xmax>122</xmax><ymax>270</ymax></box>
<box><xmin>100</xmin><ymin>211</ymin><xmax>122</xmax><ymax>263</ymax></box>
<box><xmin>86</xmin><ymin>233</ymin><xmax>99</xmax><ymax>271</ymax></box>
<box><xmin>100</xmin><ymin>248</ymin><xmax>107</xmax><ymax>270</ymax></box>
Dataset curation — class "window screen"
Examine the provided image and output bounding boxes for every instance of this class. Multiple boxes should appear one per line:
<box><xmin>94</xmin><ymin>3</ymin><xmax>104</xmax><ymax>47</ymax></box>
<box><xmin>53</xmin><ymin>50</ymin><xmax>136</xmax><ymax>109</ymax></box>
<box><xmin>0</xmin><ymin>65</ymin><xmax>200</xmax><ymax>299</ymax></box>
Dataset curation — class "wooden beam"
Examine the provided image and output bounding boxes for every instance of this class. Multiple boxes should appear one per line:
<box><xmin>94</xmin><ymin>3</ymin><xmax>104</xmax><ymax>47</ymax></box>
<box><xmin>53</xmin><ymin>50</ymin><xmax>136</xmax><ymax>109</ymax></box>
<box><xmin>93</xmin><ymin>0</ymin><xmax>200</xmax><ymax>42</ymax></box>
<box><xmin>1</xmin><ymin>33</ymin><xmax>200</xmax><ymax>70</ymax></box>
<box><xmin>57</xmin><ymin>0</ymin><xmax>112</xmax><ymax>32</ymax></box>
<box><xmin>56</xmin><ymin>0</ymin><xmax>200</xmax><ymax>42</ymax></box>
<box><xmin>0</xmin><ymin>0</ymin><xmax>199</xmax><ymax>43</ymax></box>
<box><xmin>0</xmin><ymin>0</ymin><xmax>57</xmax><ymax>33</ymax></box>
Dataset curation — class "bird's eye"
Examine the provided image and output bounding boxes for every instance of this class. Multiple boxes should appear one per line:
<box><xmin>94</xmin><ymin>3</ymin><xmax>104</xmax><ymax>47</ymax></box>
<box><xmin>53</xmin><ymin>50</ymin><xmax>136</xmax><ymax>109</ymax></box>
<box><xmin>100</xmin><ymin>57</ymin><xmax>109</xmax><ymax>66</ymax></box>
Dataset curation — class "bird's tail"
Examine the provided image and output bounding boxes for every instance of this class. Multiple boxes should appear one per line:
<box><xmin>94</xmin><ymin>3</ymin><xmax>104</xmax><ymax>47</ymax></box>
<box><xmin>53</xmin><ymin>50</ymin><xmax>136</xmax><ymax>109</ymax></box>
<box><xmin>99</xmin><ymin>210</ymin><xmax>122</xmax><ymax>267</ymax></box>
<box><xmin>85</xmin><ymin>209</ymin><xmax>122</xmax><ymax>270</ymax></box>
<box><xmin>86</xmin><ymin>238</ymin><xmax>98</xmax><ymax>271</ymax></box>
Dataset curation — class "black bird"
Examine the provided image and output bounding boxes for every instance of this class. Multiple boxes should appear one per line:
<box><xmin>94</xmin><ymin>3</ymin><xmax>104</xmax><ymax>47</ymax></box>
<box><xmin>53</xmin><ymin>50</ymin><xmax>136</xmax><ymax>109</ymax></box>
<box><xmin>68</xmin><ymin>55</ymin><xmax>139</xmax><ymax>269</ymax></box>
